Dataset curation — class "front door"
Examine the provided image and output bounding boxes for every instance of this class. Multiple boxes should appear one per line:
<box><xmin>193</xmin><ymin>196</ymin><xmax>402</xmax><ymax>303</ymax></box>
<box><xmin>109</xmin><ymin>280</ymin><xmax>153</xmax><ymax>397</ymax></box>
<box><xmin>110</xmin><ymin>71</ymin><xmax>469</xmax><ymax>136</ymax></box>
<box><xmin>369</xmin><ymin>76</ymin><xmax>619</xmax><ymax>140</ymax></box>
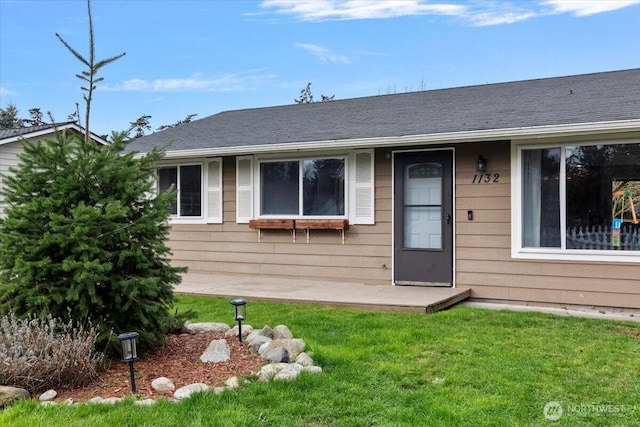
<box><xmin>393</xmin><ymin>150</ymin><xmax>453</xmax><ymax>286</ymax></box>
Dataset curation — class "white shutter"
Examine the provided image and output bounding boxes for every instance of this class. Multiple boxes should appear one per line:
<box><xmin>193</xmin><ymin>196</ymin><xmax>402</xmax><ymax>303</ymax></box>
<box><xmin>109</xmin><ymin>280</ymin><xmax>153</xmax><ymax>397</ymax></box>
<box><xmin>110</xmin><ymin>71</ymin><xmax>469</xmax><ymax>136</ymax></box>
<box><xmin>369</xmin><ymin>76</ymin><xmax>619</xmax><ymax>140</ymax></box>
<box><xmin>349</xmin><ymin>149</ymin><xmax>375</xmax><ymax>224</ymax></box>
<box><xmin>206</xmin><ymin>158</ymin><xmax>223</xmax><ymax>223</ymax></box>
<box><xmin>236</xmin><ymin>156</ymin><xmax>253</xmax><ymax>223</ymax></box>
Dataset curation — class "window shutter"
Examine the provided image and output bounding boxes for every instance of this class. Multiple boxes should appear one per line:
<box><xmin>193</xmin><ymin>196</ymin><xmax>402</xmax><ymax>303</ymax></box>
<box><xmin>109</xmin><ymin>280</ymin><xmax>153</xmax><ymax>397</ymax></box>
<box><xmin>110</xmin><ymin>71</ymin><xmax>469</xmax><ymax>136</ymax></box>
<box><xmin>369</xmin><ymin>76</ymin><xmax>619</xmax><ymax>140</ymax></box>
<box><xmin>236</xmin><ymin>156</ymin><xmax>253</xmax><ymax>223</ymax></box>
<box><xmin>349</xmin><ymin>149</ymin><xmax>375</xmax><ymax>224</ymax></box>
<box><xmin>206</xmin><ymin>158</ymin><xmax>223</xmax><ymax>223</ymax></box>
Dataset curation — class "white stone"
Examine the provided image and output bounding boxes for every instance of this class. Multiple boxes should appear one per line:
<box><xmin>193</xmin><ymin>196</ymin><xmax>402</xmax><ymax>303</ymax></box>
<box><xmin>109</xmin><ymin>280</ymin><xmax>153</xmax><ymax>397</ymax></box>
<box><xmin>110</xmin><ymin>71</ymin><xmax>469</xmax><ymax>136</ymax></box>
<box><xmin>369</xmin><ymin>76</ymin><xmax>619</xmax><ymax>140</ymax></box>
<box><xmin>274</xmin><ymin>363</ymin><xmax>303</xmax><ymax>381</ymax></box>
<box><xmin>262</xmin><ymin>338</ymin><xmax>305</xmax><ymax>360</ymax></box>
<box><xmin>102</xmin><ymin>397</ymin><xmax>123</xmax><ymax>404</ymax></box>
<box><xmin>258</xmin><ymin>341</ymin><xmax>271</xmax><ymax>355</ymax></box>
<box><xmin>200</xmin><ymin>339</ymin><xmax>230</xmax><ymax>363</ymax></box>
<box><xmin>247</xmin><ymin>335</ymin><xmax>272</xmax><ymax>354</ymax></box>
<box><xmin>224</xmin><ymin>376</ymin><xmax>239</xmax><ymax>389</ymax></box>
<box><xmin>225</xmin><ymin>324</ymin><xmax>253</xmax><ymax>338</ymax></box>
<box><xmin>151</xmin><ymin>376</ymin><xmax>176</xmax><ymax>391</ymax></box>
<box><xmin>272</xmin><ymin>325</ymin><xmax>293</xmax><ymax>340</ymax></box>
<box><xmin>302</xmin><ymin>366</ymin><xmax>323</xmax><ymax>374</ymax></box>
<box><xmin>258</xmin><ymin>363</ymin><xmax>288</xmax><ymax>382</ymax></box>
<box><xmin>186</xmin><ymin>322</ymin><xmax>230</xmax><ymax>333</ymax></box>
<box><xmin>213</xmin><ymin>386</ymin><xmax>227</xmax><ymax>394</ymax></box>
<box><xmin>295</xmin><ymin>352</ymin><xmax>315</xmax><ymax>366</ymax></box>
<box><xmin>38</xmin><ymin>389</ymin><xmax>57</xmax><ymax>401</ymax></box>
<box><xmin>134</xmin><ymin>398</ymin><xmax>156</xmax><ymax>406</ymax></box>
<box><xmin>174</xmin><ymin>383</ymin><xmax>210</xmax><ymax>400</ymax></box>
<box><xmin>88</xmin><ymin>396</ymin><xmax>105</xmax><ymax>404</ymax></box>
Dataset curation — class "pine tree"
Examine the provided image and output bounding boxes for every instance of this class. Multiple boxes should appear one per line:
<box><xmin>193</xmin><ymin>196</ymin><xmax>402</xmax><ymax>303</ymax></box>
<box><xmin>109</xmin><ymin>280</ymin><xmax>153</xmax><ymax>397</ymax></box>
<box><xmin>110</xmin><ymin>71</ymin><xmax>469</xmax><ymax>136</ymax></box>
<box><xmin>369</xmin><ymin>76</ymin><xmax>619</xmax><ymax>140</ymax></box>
<box><xmin>0</xmin><ymin>128</ymin><xmax>185</xmax><ymax>353</ymax></box>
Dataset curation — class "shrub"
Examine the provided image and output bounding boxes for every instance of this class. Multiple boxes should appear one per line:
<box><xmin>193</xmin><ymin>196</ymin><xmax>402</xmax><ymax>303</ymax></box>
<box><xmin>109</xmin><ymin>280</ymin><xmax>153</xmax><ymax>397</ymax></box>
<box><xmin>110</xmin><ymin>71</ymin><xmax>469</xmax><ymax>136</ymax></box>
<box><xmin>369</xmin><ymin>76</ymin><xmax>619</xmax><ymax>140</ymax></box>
<box><xmin>0</xmin><ymin>311</ymin><xmax>105</xmax><ymax>394</ymax></box>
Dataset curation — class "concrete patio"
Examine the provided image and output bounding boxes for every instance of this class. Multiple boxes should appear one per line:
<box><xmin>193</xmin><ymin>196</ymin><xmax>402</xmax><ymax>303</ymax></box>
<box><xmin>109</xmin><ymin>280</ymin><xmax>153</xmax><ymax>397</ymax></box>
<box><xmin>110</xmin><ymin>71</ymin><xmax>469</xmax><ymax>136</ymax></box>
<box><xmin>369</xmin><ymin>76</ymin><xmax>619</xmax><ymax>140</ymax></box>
<box><xmin>175</xmin><ymin>272</ymin><xmax>471</xmax><ymax>313</ymax></box>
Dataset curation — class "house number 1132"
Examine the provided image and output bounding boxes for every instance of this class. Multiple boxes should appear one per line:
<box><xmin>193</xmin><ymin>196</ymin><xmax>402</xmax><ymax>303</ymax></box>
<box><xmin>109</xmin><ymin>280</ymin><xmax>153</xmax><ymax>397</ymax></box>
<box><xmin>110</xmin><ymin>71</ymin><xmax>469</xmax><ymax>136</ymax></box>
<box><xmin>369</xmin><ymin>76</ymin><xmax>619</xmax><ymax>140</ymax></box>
<box><xmin>472</xmin><ymin>173</ymin><xmax>500</xmax><ymax>183</ymax></box>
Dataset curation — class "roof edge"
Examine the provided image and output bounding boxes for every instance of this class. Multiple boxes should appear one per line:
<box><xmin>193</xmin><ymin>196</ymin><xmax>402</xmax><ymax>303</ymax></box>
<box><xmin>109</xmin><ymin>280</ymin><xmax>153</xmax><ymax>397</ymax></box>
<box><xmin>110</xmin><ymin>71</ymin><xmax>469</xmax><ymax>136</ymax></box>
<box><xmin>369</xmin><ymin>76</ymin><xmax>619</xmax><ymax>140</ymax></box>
<box><xmin>0</xmin><ymin>123</ymin><xmax>109</xmax><ymax>146</ymax></box>
<box><xmin>145</xmin><ymin>120</ymin><xmax>640</xmax><ymax>159</ymax></box>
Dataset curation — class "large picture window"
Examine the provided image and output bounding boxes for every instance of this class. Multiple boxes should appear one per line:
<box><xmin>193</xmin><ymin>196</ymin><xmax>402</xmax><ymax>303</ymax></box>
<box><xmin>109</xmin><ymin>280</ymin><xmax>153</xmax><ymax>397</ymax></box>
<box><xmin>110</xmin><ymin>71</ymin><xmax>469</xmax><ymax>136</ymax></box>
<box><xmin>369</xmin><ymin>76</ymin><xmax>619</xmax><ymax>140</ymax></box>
<box><xmin>520</xmin><ymin>142</ymin><xmax>640</xmax><ymax>254</ymax></box>
<box><xmin>158</xmin><ymin>164</ymin><xmax>202</xmax><ymax>217</ymax></box>
<box><xmin>260</xmin><ymin>158</ymin><xmax>345</xmax><ymax>217</ymax></box>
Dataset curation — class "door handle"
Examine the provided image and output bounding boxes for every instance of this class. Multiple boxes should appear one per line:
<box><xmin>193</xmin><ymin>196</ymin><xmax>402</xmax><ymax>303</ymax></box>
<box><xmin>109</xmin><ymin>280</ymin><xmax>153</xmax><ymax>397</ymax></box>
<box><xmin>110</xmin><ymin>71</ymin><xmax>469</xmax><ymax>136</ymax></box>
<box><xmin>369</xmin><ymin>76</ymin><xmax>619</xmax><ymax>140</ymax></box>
<box><xmin>446</xmin><ymin>214</ymin><xmax>452</xmax><ymax>224</ymax></box>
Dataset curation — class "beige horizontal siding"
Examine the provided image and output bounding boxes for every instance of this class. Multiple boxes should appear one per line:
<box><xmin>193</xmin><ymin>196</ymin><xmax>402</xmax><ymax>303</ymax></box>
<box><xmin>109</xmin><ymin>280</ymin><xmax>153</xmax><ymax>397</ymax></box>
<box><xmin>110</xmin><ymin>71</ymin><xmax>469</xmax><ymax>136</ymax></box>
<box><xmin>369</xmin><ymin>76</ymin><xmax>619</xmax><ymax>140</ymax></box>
<box><xmin>165</xmin><ymin>141</ymin><xmax>640</xmax><ymax>308</ymax></box>
<box><xmin>455</xmin><ymin>140</ymin><xmax>640</xmax><ymax>309</ymax></box>
<box><xmin>166</xmin><ymin>154</ymin><xmax>393</xmax><ymax>285</ymax></box>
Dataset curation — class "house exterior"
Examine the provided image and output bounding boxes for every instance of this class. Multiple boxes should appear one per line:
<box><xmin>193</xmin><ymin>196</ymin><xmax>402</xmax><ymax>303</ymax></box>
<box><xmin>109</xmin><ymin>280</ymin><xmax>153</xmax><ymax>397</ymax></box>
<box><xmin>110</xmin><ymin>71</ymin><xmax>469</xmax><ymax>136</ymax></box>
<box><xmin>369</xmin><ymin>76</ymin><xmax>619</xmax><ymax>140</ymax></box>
<box><xmin>128</xmin><ymin>69</ymin><xmax>640</xmax><ymax>309</ymax></box>
<box><xmin>0</xmin><ymin>122</ymin><xmax>108</xmax><ymax>217</ymax></box>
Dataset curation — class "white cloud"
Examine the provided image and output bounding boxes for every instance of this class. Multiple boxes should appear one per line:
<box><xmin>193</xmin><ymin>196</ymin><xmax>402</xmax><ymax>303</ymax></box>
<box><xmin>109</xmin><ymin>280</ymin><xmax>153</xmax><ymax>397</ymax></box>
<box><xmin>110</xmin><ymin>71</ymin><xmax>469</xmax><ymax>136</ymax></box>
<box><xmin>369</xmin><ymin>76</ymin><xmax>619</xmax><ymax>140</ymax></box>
<box><xmin>261</xmin><ymin>0</ymin><xmax>464</xmax><ymax>21</ymax></box>
<box><xmin>294</xmin><ymin>43</ymin><xmax>350</xmax><ymax>63</ymax></box>
<box><xmin>0</xmin><ymin>86</ymin><xmax>13</xmax><ymax>96</ymax></box>
<box><xmin>259</xmin><ymin>0</ymin><xmax>640</xmax><ymax>25</ymax></box>
<box><xmin>102</xmin><ymin>70</ymin><xmax>278</xmax><ymax>93</ymax></box>
<box><xmin>542</xmin><ymin>0</ymin><xmax>640</xmax><ymax>16</ymax></box>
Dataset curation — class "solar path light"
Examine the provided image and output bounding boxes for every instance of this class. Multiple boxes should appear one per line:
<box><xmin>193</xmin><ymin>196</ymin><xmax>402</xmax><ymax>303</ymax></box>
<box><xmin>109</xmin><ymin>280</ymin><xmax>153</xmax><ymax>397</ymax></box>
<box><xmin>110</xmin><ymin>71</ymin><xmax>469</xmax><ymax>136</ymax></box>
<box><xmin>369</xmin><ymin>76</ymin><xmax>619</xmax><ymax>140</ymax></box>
<box><xmin>231</xmin><ymin>298</ymin><xmax>247</xmax><ymax>342</ymax></box>
<box><xmin>117</xmin><ymin>331</ymin><xmax>139</xmax><ymax>393</ymax></box>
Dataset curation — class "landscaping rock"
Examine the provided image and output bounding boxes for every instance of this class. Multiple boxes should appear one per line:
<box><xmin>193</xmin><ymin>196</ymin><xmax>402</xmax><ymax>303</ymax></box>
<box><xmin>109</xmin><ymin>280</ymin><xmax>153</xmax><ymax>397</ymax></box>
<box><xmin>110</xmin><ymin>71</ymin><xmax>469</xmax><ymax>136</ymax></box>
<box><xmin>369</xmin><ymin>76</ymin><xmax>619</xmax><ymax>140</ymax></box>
<box><xmin>258</xmin><ymin>363</ymin><xmax>288</xmax><ymax>382</ymax></box>
<box><xmin>265</xmin><ymin>347</ymin><xmax>290</xmax><ymax>363</ymax></box>
<box><xmin>225</xmin><ymin>324</ymin><xmax>253</xmax><ymax>339</ymax></box>
<box><xmin>186</xmin><ymin>322</ymin><xmax>230</xmax><ymax>333</ymax></box>
<box><xmin>253</xmin><ymin>324</ymin><xmax>274</xmax><ymax>339</ymax></box>
<box><xmin>274</xmin><ymin>363</ymin><xmax>303</xmax><ymax>381</ymax></box>
<box><xmin>224</xmin><ymin>376</ymin><xmax>239</xmax><ymax>389</ymax></box>
<box><xmin>174</xmin><ymin>383</ymin><xmax>210</xmax><ymax>400</ymax></box>
<box><xmin>38</xmin><ymin>389</ymin><xmax>57</xmax><ymax>402</ymax></box>
<box><xmin>151</xmin><ymin>376</ymin><xmax>176</xmax><ymax>392</ymax></box>
<box><xmin>262</xmin><ymin>338</ymin><xmax>306</xmax><ymax>360</ymax></box>
<box><xmin>88</xmin><ymin>396</ymin><xmax>105</xmax><ymax>404</ymax></box>
<box><xmin>134</xmin><ymin>398</ymin><xmax>156</xmax><ymax>406</ymax></box>
<box><xmin>272</xmin><ymin>325</ymin><xmax>293</xmax><ymax>340</ymax></box>
<box><xmin>247</xmin><ymin>335</ymin><xmax>272</xmax><ymax>354</ymax></box>
<box><xmin>295</xmin><ymin>352</ymin><xmax>315</xmax><ymax>367</ymax></box>
<box><xmin>200</xmin><ymin>339</ymin><xmax>230</xmax><ymax>363</ymax></box>
<box><xmin>303</xmin><ymin>366</ymin><xmax>323</xmax><ymax>374</ymax></box>
<box><xmin>0</xmin><ymin>386</ymin><xmax>29</xmax><ymax>407</ymax></box>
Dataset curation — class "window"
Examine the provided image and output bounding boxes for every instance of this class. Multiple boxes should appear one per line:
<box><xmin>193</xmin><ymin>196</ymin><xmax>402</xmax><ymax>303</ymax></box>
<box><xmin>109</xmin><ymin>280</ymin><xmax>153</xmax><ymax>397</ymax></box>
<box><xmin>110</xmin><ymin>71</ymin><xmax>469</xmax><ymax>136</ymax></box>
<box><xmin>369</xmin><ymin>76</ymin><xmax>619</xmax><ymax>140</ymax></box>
<box><xmin>236</xmin><ymin>150</ymin><xmax>374</xmax><ymax>224</ymax></box>
<box><xmin>158</xmin><ymin>164</ymin><xmax>202</xmax><ymax>217</ymax></box>
<box><xmin>259</xmin><ymin>158</ymin><xmax>345</xmax><ymax>217</ymax></box>
<box><xmin>517</xmin><ymin>142</ymin><xmax>640</xmax><ymax>257</ymax></box>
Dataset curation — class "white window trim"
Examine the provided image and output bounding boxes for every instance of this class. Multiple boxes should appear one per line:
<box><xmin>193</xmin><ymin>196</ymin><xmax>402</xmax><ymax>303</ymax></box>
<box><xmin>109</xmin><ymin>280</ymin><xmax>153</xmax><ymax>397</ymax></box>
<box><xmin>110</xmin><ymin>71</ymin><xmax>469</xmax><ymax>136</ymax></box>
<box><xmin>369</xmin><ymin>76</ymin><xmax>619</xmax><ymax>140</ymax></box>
<box><xmin>511</xmin><ymin>139</ymin><xmax>640</xmax><ymax>263</ymax></box>
<box><xmin>157</xmin><ymin>160</ymin><xmax>207</xmax><ymax>224</ymax></box>
<box><xmin>254</xmin><ymin>153</ymin><xmax>349</xmax><ymax>220</ymax></box>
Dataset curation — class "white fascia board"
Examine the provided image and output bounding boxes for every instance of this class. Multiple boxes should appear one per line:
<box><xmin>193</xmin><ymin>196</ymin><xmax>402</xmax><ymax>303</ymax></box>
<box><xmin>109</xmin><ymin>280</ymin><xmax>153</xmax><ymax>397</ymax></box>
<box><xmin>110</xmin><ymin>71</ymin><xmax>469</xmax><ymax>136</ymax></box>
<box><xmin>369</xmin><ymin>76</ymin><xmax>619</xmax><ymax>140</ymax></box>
<box><xmin>156</xmin><ymin>119</ymin><xmax>640</xmax><ymax>159</ymax></box>
<box><xmin>0</xmin><ymin>123</ymin><xmax>109</xmax><ymax>146</ymax></box>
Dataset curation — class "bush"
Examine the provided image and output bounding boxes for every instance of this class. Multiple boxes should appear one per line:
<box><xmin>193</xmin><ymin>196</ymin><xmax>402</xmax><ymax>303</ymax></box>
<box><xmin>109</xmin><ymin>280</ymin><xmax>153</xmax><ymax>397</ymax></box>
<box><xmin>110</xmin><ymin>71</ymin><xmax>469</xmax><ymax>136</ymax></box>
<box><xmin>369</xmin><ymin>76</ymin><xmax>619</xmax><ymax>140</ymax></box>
<box><xmin>0</xmin><ymin>132</ymin><xmax>185</xmax><ymax>354</ymax></box>
<box><xmin>0</xmin><ymin>311</ymin><xmax>105</xmax><ymax>394</ymax></box>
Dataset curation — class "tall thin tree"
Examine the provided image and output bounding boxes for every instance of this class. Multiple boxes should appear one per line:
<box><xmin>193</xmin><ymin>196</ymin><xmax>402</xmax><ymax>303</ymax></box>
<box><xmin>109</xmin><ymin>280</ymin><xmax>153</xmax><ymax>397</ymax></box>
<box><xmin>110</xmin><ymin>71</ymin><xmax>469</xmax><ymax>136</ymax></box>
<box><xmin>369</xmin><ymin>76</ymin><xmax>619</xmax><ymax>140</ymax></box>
<box><xmin>55</xmin><ymin>0</ymin><xmax>125</xmax><ymax>141</ymax></box>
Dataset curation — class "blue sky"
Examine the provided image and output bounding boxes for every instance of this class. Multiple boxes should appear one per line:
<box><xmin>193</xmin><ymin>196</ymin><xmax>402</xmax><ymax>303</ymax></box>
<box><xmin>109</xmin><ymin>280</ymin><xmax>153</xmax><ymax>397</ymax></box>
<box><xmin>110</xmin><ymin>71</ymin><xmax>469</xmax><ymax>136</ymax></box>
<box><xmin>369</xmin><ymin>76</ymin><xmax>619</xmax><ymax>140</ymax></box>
<box><xmin>1</xmin><ymin>0</ymin><xmax>639</xmax><ymax>137</ymax></box>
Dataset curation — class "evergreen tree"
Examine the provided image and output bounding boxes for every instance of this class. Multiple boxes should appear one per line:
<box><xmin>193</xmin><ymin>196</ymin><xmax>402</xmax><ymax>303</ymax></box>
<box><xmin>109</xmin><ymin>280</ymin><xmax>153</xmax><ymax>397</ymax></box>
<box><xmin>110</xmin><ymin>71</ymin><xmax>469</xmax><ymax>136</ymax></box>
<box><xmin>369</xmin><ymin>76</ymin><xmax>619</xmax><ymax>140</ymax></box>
<box><xmin>0</xmin><ymin>0</ymin><xmax>185</xmax><ymax>354</ymax></box>
<box><xmin>0</xmin><ymin>103</ymin><xmax>22</xmax><ymax>129</ymax></box>
<box><xmin>0</xmin><ymin>131</ymin><xmax>185</xmax><ymax>352</ymax></box>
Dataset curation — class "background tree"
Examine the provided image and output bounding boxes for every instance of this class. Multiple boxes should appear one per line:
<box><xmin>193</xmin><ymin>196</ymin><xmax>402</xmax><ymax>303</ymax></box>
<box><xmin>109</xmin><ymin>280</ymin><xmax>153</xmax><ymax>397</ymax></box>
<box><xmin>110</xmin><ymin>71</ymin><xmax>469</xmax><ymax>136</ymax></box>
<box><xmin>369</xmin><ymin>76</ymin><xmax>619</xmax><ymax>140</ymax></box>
<box><xmin>0</xmin><ymin>103</ymin><xmax>23</xmax><ymax>129</ymax></box>
<box><xmin>0</xmin><ymin>0</ymin><xmax>184</xmax><ymax>353</ymax></box>
<box><xmin>130</xmin><ymin>114</ymin><xmax>152</xmax><ymax>138</ymax></box>
<box><xmin>157</xmin><ymin>113</ymin><xmax>198</xmax><ymax>131</ymax></box>
<box><xmin>294</xmin><ymin>82</ymin><xmax>334</xmax><ymax>104</ymax></box>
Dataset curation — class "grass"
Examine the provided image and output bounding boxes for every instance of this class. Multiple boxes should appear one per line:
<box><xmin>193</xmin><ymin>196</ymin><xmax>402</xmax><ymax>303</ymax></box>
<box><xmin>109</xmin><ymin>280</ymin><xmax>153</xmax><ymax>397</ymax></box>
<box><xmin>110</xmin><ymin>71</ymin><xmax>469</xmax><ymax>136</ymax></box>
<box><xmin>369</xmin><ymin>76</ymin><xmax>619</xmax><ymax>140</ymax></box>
<box><xmin>1</xmin><ymin>296</ymin><xmax>639</xmax><ymax>426</ymax></box>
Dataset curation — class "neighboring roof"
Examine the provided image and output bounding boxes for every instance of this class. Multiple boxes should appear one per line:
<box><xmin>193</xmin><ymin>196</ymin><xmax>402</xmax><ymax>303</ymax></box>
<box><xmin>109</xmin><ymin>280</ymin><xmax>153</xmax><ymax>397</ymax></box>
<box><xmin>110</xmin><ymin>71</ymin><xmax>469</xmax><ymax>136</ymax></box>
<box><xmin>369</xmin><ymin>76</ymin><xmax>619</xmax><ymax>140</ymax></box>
<box><xmin>128</xmin><ymin>69</ymin><xmax>640</xmax><ymax>156</ymax></box>
<box><xmin>0</xmin><ymin>122</ymin><xmax>109</xmax><ymax>146</ymax></box>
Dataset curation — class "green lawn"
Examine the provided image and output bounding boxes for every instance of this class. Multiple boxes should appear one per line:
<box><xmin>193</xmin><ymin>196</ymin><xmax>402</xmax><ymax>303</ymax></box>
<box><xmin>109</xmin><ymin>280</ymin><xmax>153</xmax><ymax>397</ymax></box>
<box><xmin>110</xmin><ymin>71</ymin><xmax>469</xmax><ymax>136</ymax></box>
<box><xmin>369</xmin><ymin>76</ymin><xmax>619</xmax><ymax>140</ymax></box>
<box><xmin>2</xmin><ymin>296</ymin><xmax>639</xmax><ymax>426</ymax></box>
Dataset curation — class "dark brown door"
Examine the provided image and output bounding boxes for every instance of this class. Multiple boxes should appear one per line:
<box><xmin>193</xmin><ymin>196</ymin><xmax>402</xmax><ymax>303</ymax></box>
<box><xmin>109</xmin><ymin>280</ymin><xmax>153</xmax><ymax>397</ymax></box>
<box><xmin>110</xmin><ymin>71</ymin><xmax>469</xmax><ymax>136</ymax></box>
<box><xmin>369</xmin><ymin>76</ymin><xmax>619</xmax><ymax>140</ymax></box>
<box><xmin>394</xmin><ymin>150</ymin><xmax>453</xmax><ymax>286</ymax></box>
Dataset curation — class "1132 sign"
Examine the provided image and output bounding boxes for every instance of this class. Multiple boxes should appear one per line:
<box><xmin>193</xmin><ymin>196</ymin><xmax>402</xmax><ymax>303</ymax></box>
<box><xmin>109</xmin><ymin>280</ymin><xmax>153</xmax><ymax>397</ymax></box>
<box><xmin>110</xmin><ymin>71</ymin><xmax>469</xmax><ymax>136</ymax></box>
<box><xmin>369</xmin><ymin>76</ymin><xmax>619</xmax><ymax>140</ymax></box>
<box><xmin>472</xmin><ymin>173</ymin><xmax>500</xmax><ymax>183</ymax></box>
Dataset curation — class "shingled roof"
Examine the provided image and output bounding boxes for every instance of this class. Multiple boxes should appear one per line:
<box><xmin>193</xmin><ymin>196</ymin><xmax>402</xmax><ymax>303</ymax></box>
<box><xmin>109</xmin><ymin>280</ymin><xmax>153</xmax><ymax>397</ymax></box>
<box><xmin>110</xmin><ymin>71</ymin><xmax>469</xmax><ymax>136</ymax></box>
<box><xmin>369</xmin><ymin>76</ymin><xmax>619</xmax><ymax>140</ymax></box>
<box><xmin>128</xmin><ymin>68</ymin><xmax>640</xmax><ymax>155</ymax></box>
<box><xmin>0</xmin><ymin>122</ymin><xmax>108</xmax><ymax>146</ymax></box>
